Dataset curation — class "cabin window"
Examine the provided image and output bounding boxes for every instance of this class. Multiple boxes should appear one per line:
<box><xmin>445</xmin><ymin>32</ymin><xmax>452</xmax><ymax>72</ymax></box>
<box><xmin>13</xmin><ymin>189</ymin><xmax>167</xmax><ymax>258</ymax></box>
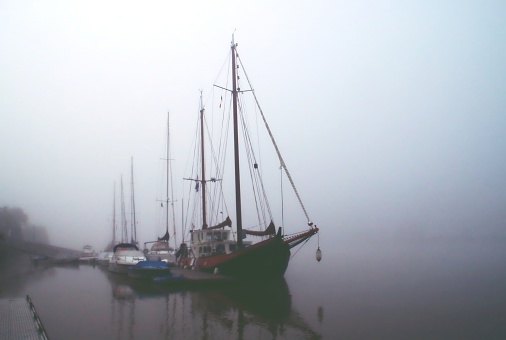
<box><xmin>206</xmin><ymin>233</ymin><xmax>213</xmax><ymax>241</ymax></box>
<box><xmin>229</xmin><ymin>244</ymin><xmax>236</xmax><ymax>252</ymax></box>
<box><xmin>200</xmin><ymin>246</ymin><xmax>212</xmax><ymax>254</ymax></box>
<box><xmin>216</xmin><ymin>244</ymin><xmax>225</xmax><ymax>254</ymax></box>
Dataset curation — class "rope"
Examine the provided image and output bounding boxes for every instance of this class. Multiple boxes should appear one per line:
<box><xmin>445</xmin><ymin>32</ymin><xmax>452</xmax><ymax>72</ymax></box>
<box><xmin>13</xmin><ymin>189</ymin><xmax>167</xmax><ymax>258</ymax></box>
<box><xmin>290</xmin><ymin>236</ymin><xmax>312</xmax><ymax>260</ymax></box>
<box><xmin>238</xmin><ymin>55</ymin><xmax>312</xmax><ymax>225</ymax></box>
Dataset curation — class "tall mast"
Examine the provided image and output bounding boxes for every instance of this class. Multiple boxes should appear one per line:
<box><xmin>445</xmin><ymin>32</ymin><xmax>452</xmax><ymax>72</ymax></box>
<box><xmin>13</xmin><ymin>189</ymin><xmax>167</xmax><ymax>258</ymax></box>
<box><xmin>165</xmin><ymin>113</ymin><xmax>170</xmax><ymax>237</ymax></box>
<box><xmin>120</xmin><ymin>175</ymin><xmax>128</xmax><ymax>243</ymax></box>
<box><xmin>166</xmin><ymin>111</ymin><xmax>178</xmax><ymax>247</ymax></box>
<box><xmin>112</xmin><ymin>182</ymin><xmax>116</xmax><ymax>247</ymax></box>
<box><xmin>231</xmin><ymin>37</ymin><xmax>243</xmax><ymax>247</ymax></box>
<box><xmin>130</xmin><ymin>157</ymin><xmax>137</xmax><ymax>244</ymax></box>
<box><xmin>169</xmin><ymin>113</ymin><xmax>178</xmax><ymax>248</ymax></box>
<box><xmin>199</xmin><ymin>92</ymin><xmax>208</xmax><ymax>229</ymax></box>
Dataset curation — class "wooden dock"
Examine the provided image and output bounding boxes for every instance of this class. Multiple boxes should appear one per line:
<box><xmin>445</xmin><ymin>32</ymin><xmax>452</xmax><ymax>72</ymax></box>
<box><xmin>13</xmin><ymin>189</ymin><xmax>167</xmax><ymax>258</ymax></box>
<box><xmin>0</xmin><ymin>295</ymin><xmax>49</xmax><ymax>340</ymax></box>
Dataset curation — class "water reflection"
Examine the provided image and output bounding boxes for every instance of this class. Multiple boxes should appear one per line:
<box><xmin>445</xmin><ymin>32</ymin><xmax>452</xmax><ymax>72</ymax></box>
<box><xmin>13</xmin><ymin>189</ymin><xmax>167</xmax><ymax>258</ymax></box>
<box><xmin>0</xmin><ymin>251</ymin><xmax>61</xmax><ymax>297</ymax></box>
<box><xmin>4</xmin><ymin>240</ymin><xmax>505</xmax><ymax>338</ymax></box>
<box><xmin>104</xmin><ymin>267</ymin><xmax>321</xmax><ymax>339</ymax></box>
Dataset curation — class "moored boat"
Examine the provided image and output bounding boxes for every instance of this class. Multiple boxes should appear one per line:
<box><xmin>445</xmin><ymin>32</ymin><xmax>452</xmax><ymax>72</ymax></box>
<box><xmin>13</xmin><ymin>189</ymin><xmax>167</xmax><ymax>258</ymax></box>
<box><xmin>79</xmin><ymin>244</ymin><xmax>97</xmax><ymax>263</ymax></box>
<box><xmin>127</xmin><ymin>260</ymin><xmax>183</xmax><ymax>282</ymax></box>
<box><xmin>177</xmin><ymin>37</ymin><xmax>319</xmax><ymax>279</ymax></box>
<box><xmin>80</xmin><ymin>244</ymin><xmax>95</xmax><ymax>256</ymax></box>
<box><xmin>144</xmin><ymin>112</ymin><xmax>178</xmax><ymax>266</ymax></box>
<box><xmin>108</xmin><ymin>243</ymin><xmax>146</xmax><ymax>274</ymax></box>
<box><xmin>144</xmin><ymin>240</ymin><xmax>176</xmax><ymax>265</ymax></box>
<box><xmin>97</xmin><ymin>250</ymin><xmax>114</xmax><ymax>266</ymax></box>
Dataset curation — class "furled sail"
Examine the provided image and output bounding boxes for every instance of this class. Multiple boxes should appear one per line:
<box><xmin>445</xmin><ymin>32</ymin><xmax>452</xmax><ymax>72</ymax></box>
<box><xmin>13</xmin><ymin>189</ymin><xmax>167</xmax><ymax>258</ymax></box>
<box><xmin>207</xmin><ymin>216</ymin><xmax>232</xmax><ymax>230</ymax></box>
<box><xmin>158</xmin><ymin>231</ymin><xmax>170</xmax><ymax>241</ymax></box>
<box><xmin>244</xmin><ymin>221</ymin><xmax>276</xmax><ymax>236</ymax></box>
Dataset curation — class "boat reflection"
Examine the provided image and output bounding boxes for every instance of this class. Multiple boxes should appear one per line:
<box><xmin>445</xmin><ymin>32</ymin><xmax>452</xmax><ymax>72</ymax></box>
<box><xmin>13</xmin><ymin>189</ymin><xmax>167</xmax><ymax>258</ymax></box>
<box><xmin>103</xmin><ymin>268</ymin><xmax>321</xmax><ymax>339</ymax></box>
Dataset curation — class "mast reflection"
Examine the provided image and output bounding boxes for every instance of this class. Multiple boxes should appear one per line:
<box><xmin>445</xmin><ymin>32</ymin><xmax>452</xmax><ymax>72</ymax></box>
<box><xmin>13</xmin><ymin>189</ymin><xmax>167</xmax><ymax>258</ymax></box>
<box><xmin>103</xmin><ymin>269</ymin><xmax>321</xmax><ymax>339</ymax></box>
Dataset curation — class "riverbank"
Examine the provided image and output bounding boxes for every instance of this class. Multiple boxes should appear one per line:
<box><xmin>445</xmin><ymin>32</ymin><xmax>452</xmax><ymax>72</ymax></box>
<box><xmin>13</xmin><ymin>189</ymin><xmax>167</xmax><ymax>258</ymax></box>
<box><xmin>0</xmin><ymin>244</ymin><xmax>34</xmax><ymax>297</ymax></box>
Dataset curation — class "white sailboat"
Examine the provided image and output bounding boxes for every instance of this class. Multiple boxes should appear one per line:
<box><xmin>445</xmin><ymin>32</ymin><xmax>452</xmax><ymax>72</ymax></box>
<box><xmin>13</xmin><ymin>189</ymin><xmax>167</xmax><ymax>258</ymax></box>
<box><xmin>109</xmin><ymin>173</ymin><xmax>146</xmax><ymax>274</ymax></box>
<box><xmin>144</xmin><ymin>113</ymin><xmax>177</xmax><ymax>265</ymax></box>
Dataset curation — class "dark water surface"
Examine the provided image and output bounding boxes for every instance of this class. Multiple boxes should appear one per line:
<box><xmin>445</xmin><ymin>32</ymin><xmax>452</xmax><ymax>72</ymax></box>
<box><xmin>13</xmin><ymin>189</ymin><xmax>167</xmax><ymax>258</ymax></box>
<box><xmin>1</xmin><ymin>239</ymin><xmax>505</xmax><ymax>339</ymax></box>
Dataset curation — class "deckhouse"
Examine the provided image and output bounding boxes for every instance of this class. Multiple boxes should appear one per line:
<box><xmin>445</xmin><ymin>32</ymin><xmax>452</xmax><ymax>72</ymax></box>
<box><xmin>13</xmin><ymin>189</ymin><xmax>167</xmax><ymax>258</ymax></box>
<box><xmin>190</xmin><ymin>229</ymin><xmax>252</xmax><ymax>257</ymax></box>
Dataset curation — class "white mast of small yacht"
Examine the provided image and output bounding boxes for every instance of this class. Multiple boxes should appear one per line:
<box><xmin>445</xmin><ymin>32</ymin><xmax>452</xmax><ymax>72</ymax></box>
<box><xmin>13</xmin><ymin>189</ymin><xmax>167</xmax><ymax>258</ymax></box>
<box><xmin>130</xmin><ymin>157</ymin><xmax>137</xmax><ymax>245</ymax></box>
<box><xmin>120</xmin><ymin>175</ymin><xmax>128</xmax><ymax>243</ymax></box>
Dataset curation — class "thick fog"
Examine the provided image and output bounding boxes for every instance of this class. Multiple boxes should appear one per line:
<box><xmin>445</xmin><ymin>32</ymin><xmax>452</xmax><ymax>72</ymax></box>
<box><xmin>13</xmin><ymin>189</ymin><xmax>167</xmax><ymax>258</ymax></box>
<box><xmin>1</xmin><ymin>1</ymin><xmax>505</xmax><ymax>252</ymax></box>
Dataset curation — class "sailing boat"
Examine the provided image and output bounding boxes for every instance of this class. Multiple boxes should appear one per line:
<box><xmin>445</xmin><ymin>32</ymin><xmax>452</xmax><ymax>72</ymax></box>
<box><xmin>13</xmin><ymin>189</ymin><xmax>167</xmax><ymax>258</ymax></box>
<box><xmin>177</xmin><ymin>37</ymin><xmax>319</xmax><ymax>279</ymax></box>
<box><xmin>144</xmin><ymin>113</ymin><xmax>177</xmax><ymax>265</ymax></box>
<box><xmin>109</xmin><ymin>173</ymin><xmax>146</xmax><ymax>274</ymax></box>
<box><xmin>97</xmin><ymin>183</ymin><xmax>117</xmax><ymax>266</ymax></box>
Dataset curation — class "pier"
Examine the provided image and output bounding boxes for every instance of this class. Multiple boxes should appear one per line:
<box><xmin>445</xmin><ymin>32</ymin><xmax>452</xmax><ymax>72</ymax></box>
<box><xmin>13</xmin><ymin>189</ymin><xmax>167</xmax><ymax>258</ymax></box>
<box><xmin>0</xmin><ymin>295</ymin><xmax>49</xmax><ymax>340</ymax></box>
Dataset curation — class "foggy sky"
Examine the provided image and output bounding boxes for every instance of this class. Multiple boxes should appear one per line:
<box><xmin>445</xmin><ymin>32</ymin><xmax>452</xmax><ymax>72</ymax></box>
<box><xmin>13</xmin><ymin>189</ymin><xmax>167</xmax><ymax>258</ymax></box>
<box><xmin>1</xmin><ymin>1</ymin><xmax>505</xmax><ymax>251</ymax></box>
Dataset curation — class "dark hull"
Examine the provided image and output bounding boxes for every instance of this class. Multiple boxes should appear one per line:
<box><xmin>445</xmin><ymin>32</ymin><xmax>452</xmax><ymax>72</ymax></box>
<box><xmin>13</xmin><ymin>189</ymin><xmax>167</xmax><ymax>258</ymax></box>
<box><xmin>181</xmin><ymin>237</ymin><xmax>291</xmax><ymax>279</ymax></box>
<box><xmin>128</xmin><ymin>268</ymin><xmax>171</xmax><ymax>279</ymax></box>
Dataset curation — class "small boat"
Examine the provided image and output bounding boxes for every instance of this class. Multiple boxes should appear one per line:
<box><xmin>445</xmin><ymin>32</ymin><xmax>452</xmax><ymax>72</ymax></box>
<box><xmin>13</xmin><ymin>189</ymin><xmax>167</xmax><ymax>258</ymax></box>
<box><xmin>108</xmin><ymin>172</ymin><xmax>145</xmax><ymax>274</ymax></box>
<box><xmin>79</xmin><ymin>245</ymin><xmax>97</xmax><ymax>263</ymax></box>
<box><xmin>144</xmin><ymin>240</ymin><xmax>176</xmax><ymax>265</ymax></box>
<box><xmin>80</xmin><ymin>244</ymin><xmax>95</xmax><ymax>257</ymax></box>
<box><xmin>177</xmin><ymin>37</ymin><xmax>320</xmax><ymax>279</ymax></box>
<box><xmin>108</xmin><ymin>243</ymin><xmax>146</xmax><ymax>274</ymax></box>
<box><xmin>127</xmin><ymin>260</ymin><xmax>183</xmax><ymax>282</ymax></box>
<box><xmin>96</xmin><ymin>250</ymin><xmax>114</xmax><ymax>266</ymax></box>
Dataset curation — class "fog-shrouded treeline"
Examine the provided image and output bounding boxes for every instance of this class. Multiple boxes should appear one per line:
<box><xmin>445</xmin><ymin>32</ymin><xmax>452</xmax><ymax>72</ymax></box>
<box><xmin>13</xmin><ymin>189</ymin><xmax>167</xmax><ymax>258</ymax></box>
<box><xmin>0</xmin><ymin>206</ymin><xmax>49</xmax><ymax>244</ymax></box>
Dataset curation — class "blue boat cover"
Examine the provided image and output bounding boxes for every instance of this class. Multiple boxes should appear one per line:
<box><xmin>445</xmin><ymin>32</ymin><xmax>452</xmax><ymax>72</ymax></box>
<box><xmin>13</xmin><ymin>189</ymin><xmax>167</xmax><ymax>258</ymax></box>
<box><xmin>133</xmin><ymin>261</ymin><xmax>168</xmax><ymax>269</ymax></box>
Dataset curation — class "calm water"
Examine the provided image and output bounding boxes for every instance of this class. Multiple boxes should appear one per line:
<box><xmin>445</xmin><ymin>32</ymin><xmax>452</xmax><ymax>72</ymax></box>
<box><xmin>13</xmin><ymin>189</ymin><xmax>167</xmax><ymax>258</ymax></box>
<box><xmin>1</xmin><ymin>239</ymin><xmax>505</xmax><ymax>339</ymax></box>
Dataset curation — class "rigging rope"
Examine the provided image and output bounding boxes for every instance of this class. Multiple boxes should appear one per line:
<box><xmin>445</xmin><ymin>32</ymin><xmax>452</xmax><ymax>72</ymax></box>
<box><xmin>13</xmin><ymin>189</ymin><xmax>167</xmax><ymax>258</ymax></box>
<box><xmin>289</xmin><ymin>236</ymin><xmax>312</xmax><ymax>260</ymax></box>
<box><xmin>238</xmin><ymin>55</ymin><xmax>312</xmax><ymax>225</ymax></box>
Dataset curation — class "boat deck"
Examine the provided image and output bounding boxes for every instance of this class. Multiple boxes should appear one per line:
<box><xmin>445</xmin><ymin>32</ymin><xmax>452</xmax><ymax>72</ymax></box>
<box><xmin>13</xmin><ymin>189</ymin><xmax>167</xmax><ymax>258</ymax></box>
<box><xmin>0</xmin><ymin>295</ymin><xmax>49</xmax><ymax>340</ymax></box>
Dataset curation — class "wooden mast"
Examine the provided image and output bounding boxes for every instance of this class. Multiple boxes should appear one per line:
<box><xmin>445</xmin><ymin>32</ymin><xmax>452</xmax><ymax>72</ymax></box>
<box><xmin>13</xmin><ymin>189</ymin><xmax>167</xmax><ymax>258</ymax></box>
<box><xmin>231</xmin><ymin>37</ymin><xmax>243</xmax><ymax>247</ymax></box>
<box><xmin>165</xmin><ymin>112</ymin><xmax>170</xmax><ymax>238</ymax></box>
<box><xmin>112</xmin><ymin>182</ymin><xmax>116</xmax><ymax>247</ymax></box>
<box><xmin>200</xmin><ymin>92</ymin><xmax>208</xmax><ymax>229</ymax></box>
<box><xmin>130</xmin><ymin>157</ymin><xmax>137</xmax><ymax>244</ymax></box>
